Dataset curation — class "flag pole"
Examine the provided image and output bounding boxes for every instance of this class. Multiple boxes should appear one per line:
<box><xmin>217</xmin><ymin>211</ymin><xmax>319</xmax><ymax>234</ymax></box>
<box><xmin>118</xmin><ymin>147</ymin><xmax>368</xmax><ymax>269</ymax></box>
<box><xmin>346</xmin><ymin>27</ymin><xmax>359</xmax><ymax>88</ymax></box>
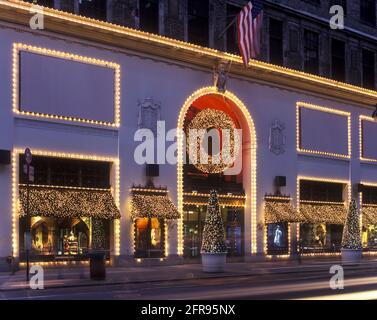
<box><xmin>217</xmin><ymin>15</ymin><xmax>238</xmax><ymax>40</ymax></box>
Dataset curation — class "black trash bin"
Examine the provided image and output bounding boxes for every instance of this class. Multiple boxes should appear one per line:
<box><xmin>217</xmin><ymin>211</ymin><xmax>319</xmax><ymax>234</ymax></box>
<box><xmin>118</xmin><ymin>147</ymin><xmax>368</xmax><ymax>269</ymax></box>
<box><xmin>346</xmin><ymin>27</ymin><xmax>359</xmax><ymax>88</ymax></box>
<box><xmin>89</xmin><ymin>250</ymin><xmax>106</xmax><ymax>280</ymax></box>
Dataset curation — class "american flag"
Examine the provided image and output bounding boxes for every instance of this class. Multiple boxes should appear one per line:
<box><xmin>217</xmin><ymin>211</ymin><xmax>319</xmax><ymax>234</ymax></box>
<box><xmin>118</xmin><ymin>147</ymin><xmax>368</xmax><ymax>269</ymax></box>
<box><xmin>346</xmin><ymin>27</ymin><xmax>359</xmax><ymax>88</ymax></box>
<box><xmin>237</xmin><ymin>0</ymin><xmax>264</xmax><ymax>67</ymax></box>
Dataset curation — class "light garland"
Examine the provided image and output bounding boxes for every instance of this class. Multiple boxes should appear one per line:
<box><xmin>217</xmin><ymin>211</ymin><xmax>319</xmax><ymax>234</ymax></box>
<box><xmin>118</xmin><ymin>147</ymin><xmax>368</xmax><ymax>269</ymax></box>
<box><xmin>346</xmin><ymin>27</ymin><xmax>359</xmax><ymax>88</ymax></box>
<box><xmin>18</xmin><ymin>186</ymin><xmax>120</xmax><ymax>219</ymax></box>
<box><xmin>11</xmin><ymin>149</ymin><xmax>121</xmax><ymax>258</ymax></box>
<box><xmin>12</xmin><ymin>43</ymin><xmax>121</xmax><ymax>127</ymax></box>
<box><xmin>187</xmin><ymin>109</ymin><xmax>240</xmax><ymax>174</ymax></box>
<box><xmin>3</xmin><ymin>0</ymin><xmax>377</xmax><ymax>103</ymax></box>
<box><xmin>359</xmin><ymin>115</ymin><xmax>377</xmax><ymax>163</ymax></box>
<box><xmin>130</xmin><ymin>190</ymin><xmax>180</xmax><ymax>220</ymax></box>
<box><xmin>264</xmin><ymin>201</ymin><xmax>304</xmax><ymax>224</ymax></box>
<box><xmin>296</xmin><ymin>102</ymin><xmax>351</xmax><ymax>159</ymax></box>
<box><xmin>177</xmin><ymin>87</ymin><xmax>257</xmax><ymax>256</ymax></box>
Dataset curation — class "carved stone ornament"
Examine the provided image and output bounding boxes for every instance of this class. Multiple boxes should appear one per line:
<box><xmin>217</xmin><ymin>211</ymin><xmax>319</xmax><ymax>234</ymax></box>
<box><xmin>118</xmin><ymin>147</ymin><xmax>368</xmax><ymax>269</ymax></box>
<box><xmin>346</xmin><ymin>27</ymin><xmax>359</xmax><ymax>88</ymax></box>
<box><xmin>213</xmin><ymin>61</ymin><xmax>230</xmax><ymax>93</ymax></box>
<box><xmin>137</xmin><ymin>98</ymin><xmax>161</xmax><ymax>136</ymax></box>
<box><xmin>269</xmin><ymin>119</ymin><xmax>286</xmax><ymax>155</ymax></box>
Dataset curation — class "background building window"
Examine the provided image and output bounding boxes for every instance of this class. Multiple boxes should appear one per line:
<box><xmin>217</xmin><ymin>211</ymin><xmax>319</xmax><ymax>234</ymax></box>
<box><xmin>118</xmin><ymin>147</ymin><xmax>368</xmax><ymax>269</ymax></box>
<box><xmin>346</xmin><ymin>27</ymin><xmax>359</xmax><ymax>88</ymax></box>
<box><xmin>19</xmin><ymin>156</ymin><xmax>111</xmax><ymax>189</ymax></box>
<box><xmin>304</xmin><ymin>30</ymin><xmax>319</xmax><ymax>75</ymax></box>
<box><xmin>331</xmin><ymin>39</ymin><xmax>346</xmax><ymax>82</ymax></box>
<box><xmin>300</xmin><ymin>181</ymin><xmax>344</xmax><ymax>202</ymax></box>
<box><xmin>79</xmin><ymin>0</ymin><xmax>107</xmax><ymax>21</ymax></box>
<box><xmin>24</xmin><ymin>0</ymin><xmax>54</xmax><ymax>8</ymax></box>
<box><xmin>226</xmin><ymin>4</ymin><xmax>240</xmax><ymax>55</ymax></box>
<box><xmin>361</xmin><ymin>0</ymin><xmax>376</xmax><ymax>26</ymax></box>
<box><xmin>269</xmin><ymin>18</ymin><xmax>284</xmax><ymax>66</ymax></box>
<box><xmin>329</xmin><ymin>0</ymin><xmax>347</xmax><ymax>15</ymax></box>
<box><xmin>362</xmin><ymin>49</ymin><xmax>375</xmax><ymax>89</ymax></box>
<box><xmin>139</xmin><ymin>0</ymin><xmax>159</xmax><ymax>34</ymax></box>
<box><xmin>188</xmin><ymin>0</ymin><xmax>209</xmax><ymax>47</ymax></box>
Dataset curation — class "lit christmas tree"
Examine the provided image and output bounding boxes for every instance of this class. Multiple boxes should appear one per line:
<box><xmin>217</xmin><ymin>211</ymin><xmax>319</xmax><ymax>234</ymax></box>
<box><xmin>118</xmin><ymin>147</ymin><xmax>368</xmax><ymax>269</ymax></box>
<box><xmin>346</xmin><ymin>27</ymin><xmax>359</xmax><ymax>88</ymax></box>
<box><xmin>201</xmin><ymin>190</ymin><xmax>227</xmax><ymax>254</ymax></box>
<box><xmin>342</xmin><ymin>199</ymin><xmax>362</xmax><ymax>250</ymax></box>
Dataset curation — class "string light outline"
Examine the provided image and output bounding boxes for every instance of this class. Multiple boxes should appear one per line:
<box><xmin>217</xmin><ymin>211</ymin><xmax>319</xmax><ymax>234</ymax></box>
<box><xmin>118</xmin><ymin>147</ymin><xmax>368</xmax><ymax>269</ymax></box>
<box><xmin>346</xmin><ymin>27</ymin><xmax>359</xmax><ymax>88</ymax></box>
<box><xmin>177</xmin><ymin>87</ymin><xmax>257</xmax><ymax>255</ymax></box>
<box><xmin>296</xmin><ymin>102</ymin><xmax>351</xmax><ymax>159</ymax></box>
<box><xmin>12</xmin><ymin>43</ymin><xmax>121</xmax><ymax>127</ymax></box>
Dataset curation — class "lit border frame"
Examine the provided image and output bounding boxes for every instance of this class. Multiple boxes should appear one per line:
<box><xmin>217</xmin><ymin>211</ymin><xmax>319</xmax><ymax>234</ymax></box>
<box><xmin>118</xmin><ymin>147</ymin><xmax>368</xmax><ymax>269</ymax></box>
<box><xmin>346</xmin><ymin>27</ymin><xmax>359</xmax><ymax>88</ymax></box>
<box><xmin>12</xmin><ymin>43</ymin><xmax>121</xmax><ymax>127</ymax></box>
<box><xmin>296</xmin><ymin>102</ymin><xmax>351</xmax><ymax>159</ymax></box>
<box><xmin>359</xmin><ymin>115</ymin><xmax>377</xmax><ymax>163</ymax></box>
<box><xmin>11</xmin><ymin>148</ymin><xmax>121</xmax><ymax>258</ymax></box>
<box><xmin>177</xmin><ymin>87</ymin><xmax>257</xmax><ymax>255</ymax></box>
<box><xmin>296</xmin><ymin>175</ymin><xmax>350</xmax><ymax>256</ymax></box>
<box><xmin>263</xmin><ymin>196</ymin><xmax>293</xmax><ymax>259</ymax></box>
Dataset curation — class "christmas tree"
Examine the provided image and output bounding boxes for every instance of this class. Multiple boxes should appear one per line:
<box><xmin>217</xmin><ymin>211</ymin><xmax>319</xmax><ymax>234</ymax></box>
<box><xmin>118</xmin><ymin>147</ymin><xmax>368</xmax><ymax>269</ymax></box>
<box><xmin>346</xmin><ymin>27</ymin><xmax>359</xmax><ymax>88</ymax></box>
<box><xmin>342</xmin><ymin>199</ymin><xmax>362</xmax><ymax>250</ymax></box>
<box><xmin>201</xmin><ymin>190</ymin><xmax>227</xmax><ymax>254</ymax></box>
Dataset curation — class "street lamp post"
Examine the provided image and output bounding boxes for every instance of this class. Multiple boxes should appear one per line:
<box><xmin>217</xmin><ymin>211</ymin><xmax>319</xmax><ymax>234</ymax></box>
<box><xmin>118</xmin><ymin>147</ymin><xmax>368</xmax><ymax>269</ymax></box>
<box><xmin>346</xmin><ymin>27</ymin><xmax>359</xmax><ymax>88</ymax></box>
<box><xmin>24</xmin><ymin>148</ymin><xmax>32</xmax><ymax>282</ymax></box>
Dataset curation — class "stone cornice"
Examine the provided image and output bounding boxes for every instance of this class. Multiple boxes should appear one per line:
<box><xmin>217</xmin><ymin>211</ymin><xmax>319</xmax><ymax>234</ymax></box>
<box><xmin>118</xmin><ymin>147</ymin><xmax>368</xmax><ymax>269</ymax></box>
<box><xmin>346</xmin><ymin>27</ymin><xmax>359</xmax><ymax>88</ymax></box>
<box><xmin>1</xmin><ymin>0</ymin><xmax>377</xmax><ymax>107</ymax></box>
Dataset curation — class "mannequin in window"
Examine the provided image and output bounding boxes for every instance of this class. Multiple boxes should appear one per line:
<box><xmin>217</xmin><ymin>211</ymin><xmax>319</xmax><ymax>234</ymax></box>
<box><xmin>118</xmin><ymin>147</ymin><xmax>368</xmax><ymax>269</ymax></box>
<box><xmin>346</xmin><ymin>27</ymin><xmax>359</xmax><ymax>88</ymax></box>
<box><xmin>274</xmin><ymin>225</ymin><xmax>283</xmax><ymax>247</ymax></box>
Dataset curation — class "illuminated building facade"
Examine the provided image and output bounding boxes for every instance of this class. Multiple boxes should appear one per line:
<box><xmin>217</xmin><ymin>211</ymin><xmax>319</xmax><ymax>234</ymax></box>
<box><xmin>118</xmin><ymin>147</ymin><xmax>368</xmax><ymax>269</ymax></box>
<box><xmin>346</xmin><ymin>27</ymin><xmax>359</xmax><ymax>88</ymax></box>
<box><xmin>1</xmin><ymin>1</ymin><xmax>377</xmax><ymax>269</ymax></box>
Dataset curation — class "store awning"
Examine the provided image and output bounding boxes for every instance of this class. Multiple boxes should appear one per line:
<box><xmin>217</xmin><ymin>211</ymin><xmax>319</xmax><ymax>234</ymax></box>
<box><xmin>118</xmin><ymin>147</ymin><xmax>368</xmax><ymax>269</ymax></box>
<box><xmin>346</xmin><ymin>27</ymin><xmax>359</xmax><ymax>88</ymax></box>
<box><xmin>19</xmin><ymin>186</ymin><xmax>120</xmax><ymax>220</ymax></box>
<box><xmin>265</xmin><ymin>201</ymin><xmax>304</xmax><ymax>224</ymax></box>
<box><xmin>362</xmin><ymin>206</ymin><xmax>377</xmax><ymax>225</ymax></box>
<box><xmin>299</xmin><ymin>203</ymin><xmax>347</xmax><ymax>225</ymax></box>
<box><xmin>130</xmin><ymin>190</ymin><xmax>179</xmax><ymax>220</ymax></box>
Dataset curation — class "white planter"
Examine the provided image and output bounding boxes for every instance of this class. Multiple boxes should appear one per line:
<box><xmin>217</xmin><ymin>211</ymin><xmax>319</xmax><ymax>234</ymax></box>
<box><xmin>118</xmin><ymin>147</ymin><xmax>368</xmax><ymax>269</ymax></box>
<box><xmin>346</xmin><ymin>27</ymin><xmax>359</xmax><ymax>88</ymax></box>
<box><xmin>201</xmin><ymin>252</ymin><xmax>227</xmax><ymax>273</ymax></box>
<box><xmin>341</xmin><ymin>248</ymin><xmax>362</xmax><ymax>265</ymax></box>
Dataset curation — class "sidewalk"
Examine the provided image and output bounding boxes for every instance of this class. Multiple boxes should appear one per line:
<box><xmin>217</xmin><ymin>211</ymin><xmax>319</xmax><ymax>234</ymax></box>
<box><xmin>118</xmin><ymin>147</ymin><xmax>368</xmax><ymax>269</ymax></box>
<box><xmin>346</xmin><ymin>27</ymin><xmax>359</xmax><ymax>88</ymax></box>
<box><xmin>1</xmin><ymin>257</ymin><xmax>377</xmax><ymax>292</ymax></box>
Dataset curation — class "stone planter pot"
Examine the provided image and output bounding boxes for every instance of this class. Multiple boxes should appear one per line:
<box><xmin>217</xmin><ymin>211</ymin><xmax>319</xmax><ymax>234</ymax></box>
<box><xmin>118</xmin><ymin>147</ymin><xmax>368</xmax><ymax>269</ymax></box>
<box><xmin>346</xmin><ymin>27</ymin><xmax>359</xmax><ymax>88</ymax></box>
<box><xmin>341</xmin><ymin>248</ymin><xmax>362</xmax><ymax>265</ymax></box>
<box><xmin>201</xmin><ymin>252</ymin><xmax>227</xmax><ymax>273</ymax></box>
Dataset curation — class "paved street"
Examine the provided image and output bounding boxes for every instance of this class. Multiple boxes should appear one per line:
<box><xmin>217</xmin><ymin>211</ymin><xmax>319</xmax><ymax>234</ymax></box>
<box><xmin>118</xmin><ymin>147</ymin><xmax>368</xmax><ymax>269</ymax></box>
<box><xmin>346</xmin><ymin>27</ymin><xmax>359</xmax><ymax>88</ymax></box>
<box><xmin>1</xmin><ymin>259</ymin><xmax>377</xmax><ymax>300</ymax></box>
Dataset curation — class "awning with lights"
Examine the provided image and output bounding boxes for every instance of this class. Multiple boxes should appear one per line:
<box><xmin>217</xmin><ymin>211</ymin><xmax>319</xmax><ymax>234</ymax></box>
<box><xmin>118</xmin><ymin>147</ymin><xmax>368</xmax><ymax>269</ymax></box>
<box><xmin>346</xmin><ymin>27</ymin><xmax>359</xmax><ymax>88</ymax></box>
<box><xmin>264</xmin><ymin>200</ymin><xmax>304</xmax><ymax>224</ymax></box>
<box><xmin>362</xmin><ymin>206</ymin><xmax>377</xmax><ymax>225</ymax></box>
<box><xmin>130</xmin><ymin>188</ymin><xmax>179</xmax><ymax>220</ymax></box>
<box><xmin>299</xmin><ymin>203</ymin><xmax>347</xmax><ymax>225</ymax></box>
<box><xmin>183</xmin><ymin>192</ymin><xmax>246</xmax><ymax>207</ymax></box>
<box><xmin>19</xmin><ymin>185</ymin><xmax>120</xmax><ymax>220</ymax></box>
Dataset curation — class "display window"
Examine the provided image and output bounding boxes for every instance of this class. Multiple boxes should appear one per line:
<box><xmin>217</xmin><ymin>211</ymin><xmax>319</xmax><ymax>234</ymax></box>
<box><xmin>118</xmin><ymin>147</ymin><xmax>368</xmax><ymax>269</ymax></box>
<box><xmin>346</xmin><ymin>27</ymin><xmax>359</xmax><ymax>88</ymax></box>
<box><xmin>183</xmin><ymin>206</ymin><xmax>244</xmax><ymax>258</ymax></box>
<box><xmin>134</xmin><ymin>218</ymin><xmax>165</xmax><ymax>258</ymax></box>
<box><xmin>266</xmin><ymin>222</ymin><xmax>289</xmax><ymax>255</ymax></box>
<box><xmin>300</xmin><ymin>223</ymin><xmax>343</xmax><ymax>253</ymax></box>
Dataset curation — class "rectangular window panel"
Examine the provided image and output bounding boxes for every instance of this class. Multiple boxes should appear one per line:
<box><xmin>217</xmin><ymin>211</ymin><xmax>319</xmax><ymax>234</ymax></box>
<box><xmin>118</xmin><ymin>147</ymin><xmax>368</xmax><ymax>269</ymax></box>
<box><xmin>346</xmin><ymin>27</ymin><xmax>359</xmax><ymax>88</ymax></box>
<box><xmin>269</xmin><ymin>18</ymin><xmax>284</xmax><ymax>66</ymax></box>
<box><xmin>188</xmin><ymin>0</ymin><xmax>209</xmax><ymax>47</ymax></box>
<box><xmin>300</xmin><ymin>181</ymin><xmax>344</xmax><ymax>202</ymax></box>
<box><xmin>361</xmin><ymin>118</ymin><xmax>377</xmax><ymax>161</ymax></box>
<box><xmin>361</xmin><ymin>0</ymin><xmax>376</xmax><ymax>26</ymax></box>
<box><xmin>139</xmin><ymin>0</ymin><xmax>159</xmax><ymax>34</ymax></box>
<box><xmin>304</xmin><ymin>30</ymin><xmax>319</xmax><ymax>75</ymax></box>
<box><xmin>362</xmin><ymin>49</ymin><xmax>375</xmax><ymax>90</ymax></box>
<box><xmin>79</xmin><ymin>0</ymin><xmax>107</xmax><ymax>21</ymax></box>
<box><xmin>298</xmin><ymin>104</ymin><xmax>350</xmax><ymax>158</ymax></box>
<box><xmin>226</xmin><ymin>4</ymin><xmax>240</xmax><ymax>55</ymax></box>
<box><xmin>331</xmin><ymin>39</ymin><xmax>346</xmax><ymax>82</ymax></box>
<box><xmin>18</xmin><ymin>49</ymin><xmax>118</xmax><ymax>125</ymax></box>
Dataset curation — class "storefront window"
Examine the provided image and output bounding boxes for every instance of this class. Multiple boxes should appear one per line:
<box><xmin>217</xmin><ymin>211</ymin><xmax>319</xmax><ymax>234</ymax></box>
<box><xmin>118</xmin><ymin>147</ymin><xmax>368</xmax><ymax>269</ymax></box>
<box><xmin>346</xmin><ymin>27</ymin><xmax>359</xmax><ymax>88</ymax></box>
<box><xmin>134</xmin><ymin>218</ymin><xmax>164</xmax><ymax>258</ymax></box>
<box><xmin>183</xmin><ymin>206</ymin><xmax>244</xmax><ymax>258</ymax></box>
<box><xmin>266</xmin><ymin>222</ymin><xmax>289</xmax><ymax>255</ymax></box>
<box><xmin>300</xmin><ymin>223</ymin><xmax>343</xmax><ymax>253</ymax></box>
<box><xmin>19</xmin><ymin>217</ymin><xmax>110</xmax><ymax>261</ymax></box>
<box><xmin>363</xmin><ymin>225</ymin><xmax>377</xmax><ymax>249</ymax></box>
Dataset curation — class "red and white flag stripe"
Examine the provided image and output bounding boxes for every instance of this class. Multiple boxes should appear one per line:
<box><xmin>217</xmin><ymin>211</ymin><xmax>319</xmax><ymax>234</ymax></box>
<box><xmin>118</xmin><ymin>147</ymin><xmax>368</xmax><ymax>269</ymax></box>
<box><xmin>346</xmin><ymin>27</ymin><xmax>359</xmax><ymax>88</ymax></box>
<box><xmin>237</xmin><ymin>1</ymin><xmax>263</xmax><ymax>67</ymax></box>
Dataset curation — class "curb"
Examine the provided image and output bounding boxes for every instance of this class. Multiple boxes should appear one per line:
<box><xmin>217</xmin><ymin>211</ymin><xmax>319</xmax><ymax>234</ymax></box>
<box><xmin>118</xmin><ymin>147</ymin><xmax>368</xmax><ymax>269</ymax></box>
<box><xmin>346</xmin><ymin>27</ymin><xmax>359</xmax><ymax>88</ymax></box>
<box><xmin>1</xmin><ymin>263</ymin><xmax>377</xmax><ymax>292</ymax></box>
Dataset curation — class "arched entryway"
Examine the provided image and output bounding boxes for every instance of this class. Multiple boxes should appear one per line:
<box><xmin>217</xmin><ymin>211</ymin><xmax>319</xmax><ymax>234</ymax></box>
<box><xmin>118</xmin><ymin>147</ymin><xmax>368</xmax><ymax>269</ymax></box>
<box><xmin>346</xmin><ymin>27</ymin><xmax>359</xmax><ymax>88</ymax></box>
<box><xmin>177</xmin><ymin>87</ymin><xmax>257</xmax><ymax>257</ymax></box>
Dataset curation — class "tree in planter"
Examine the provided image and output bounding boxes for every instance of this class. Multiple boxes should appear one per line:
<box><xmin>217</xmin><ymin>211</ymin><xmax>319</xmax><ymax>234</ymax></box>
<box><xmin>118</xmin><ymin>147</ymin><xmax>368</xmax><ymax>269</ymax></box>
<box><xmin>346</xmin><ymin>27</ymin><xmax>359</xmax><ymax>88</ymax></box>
<box><xmin>342</xmin><ymin>199</ymin><xmax>362</xmax><ymax>251</ymax></box>
<box><xmin>201</xmin><ymin>190</ymin><xmax>227</xmax><ymax>254</ymax></box>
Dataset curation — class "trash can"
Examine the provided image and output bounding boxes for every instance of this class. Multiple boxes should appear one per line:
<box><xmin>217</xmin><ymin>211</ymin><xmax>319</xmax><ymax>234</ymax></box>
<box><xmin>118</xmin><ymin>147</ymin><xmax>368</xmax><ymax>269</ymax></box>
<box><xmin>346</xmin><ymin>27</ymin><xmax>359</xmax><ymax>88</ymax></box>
<box><xmin>89</xmin><ymin>250</ymin><xmax>106</xmax><ymax>280</ymax></box>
